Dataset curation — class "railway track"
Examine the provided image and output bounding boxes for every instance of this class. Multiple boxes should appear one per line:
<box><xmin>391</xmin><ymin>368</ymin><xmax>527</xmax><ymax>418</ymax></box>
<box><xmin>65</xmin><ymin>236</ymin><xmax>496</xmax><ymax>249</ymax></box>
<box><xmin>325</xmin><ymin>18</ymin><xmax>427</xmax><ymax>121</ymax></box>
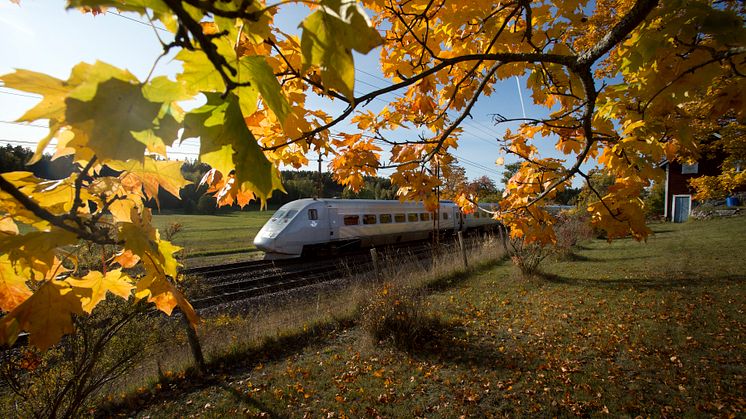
<box><xmin>185</xmin><ymin>240</ymin><xmax>448</xmax><ymax>310</ymax></box>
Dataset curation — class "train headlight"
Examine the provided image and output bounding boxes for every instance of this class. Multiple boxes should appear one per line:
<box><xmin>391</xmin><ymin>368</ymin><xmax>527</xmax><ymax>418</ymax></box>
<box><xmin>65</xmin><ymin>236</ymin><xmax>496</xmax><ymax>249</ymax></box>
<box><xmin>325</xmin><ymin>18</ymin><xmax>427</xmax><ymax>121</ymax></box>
<box><xmin>263</xmin><ymin>231</ymin><xmax>276</xmax><ymax>239</ymax></box>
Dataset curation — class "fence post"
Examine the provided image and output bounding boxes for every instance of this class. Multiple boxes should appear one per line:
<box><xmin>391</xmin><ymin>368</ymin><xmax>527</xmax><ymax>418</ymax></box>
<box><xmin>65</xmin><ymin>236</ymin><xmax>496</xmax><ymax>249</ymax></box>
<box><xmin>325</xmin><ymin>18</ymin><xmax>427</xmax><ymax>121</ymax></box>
<box><xmin>457</xmin><ymin>231</ymin><xmax>468</xmax><ymax>268</ymax></box>
<box><xmin>498</xmin><ymin>224</ymin><xmax>509</xmax><ymax>255</ymax></box>
<box><xmin>370</xmin><ymin>247</ymin><xmax>382</xmax><ymax>282</ymax></box>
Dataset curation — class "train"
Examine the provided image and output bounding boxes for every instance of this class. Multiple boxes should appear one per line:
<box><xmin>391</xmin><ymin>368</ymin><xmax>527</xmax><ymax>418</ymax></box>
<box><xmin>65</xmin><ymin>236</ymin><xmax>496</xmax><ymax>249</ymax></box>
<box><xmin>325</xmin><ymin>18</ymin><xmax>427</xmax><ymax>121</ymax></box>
<box><xmin>253</xmin><ymin>198</ymin><xmax>501</xmax><ymax>259</ymax></box>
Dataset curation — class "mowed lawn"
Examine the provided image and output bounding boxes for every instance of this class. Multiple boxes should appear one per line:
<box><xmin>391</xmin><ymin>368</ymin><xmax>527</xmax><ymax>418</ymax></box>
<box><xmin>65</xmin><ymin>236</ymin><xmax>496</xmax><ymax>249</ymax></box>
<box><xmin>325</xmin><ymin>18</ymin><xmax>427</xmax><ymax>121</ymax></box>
<box><xmin>131</xmin><ymin>216</ymin><xmax>745</xmax><ymax>417</ymax></box>
<box><xmin>151</xmin><ymin>211</ymin><xmax>273</xmax><ymax>261</ymax></box>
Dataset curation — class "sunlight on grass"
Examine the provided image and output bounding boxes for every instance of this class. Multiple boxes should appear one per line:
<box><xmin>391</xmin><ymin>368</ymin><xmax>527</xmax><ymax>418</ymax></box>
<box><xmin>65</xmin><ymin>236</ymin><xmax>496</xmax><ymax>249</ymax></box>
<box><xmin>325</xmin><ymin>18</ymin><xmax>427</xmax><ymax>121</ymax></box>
<box><xmin>151</xmin><ymin>211</ymin><xmax>272</xmax><ymax>263</ymax></box>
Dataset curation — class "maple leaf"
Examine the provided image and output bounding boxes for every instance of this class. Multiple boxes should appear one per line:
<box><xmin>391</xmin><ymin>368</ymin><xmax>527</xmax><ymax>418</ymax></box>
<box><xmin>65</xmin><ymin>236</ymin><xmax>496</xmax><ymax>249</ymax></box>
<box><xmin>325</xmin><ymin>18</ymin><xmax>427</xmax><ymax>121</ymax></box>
<box><xmin>0</xmin><ymin>280</ymin><xmax>85</xmax><ymax>350</ymax></box>
<box><xmin>176</xmin><ymin>38</ymin><xmax>292</xmax><ymax>128</ymax></box>
<box><xmin>107</xmin><ymin>157</ymin><xmax>191</xmax><ymax>206</ymax></box>
<box><xmin>65</xmin><ymin>78</ymin><xmax>162</xmax><ymax>162</ymax></box>
<box><xmin>135</xmin><ymin>273</ymin><xmax>199</xmax><ymax>326</ymax></box>
<box><xmin>117</xmin><ymin>207</ymin><xmax>181</xmax><ymax>276</ymax></box>
<box><xmin>238</xmin><ymin>56</ymin><xmax>292</xmax><ymax>126</ymax></box>
<box><xmin>67</xmin><ymin>269</ymin><xmax>135</xmax><ymax>313</ymax></box>
<box><xmin>0</xmin><ymin>216</ymin><xmax>19</xmax><ymax>236</ymax></box>
<box><xmin>0</xmin><ymin>69</ymin><xmax>71</xmax><ymax>123</ymax></box>
<box><xmin>301</xmin><ymin>2</ymin><xmax>383</xmax><ymax>99</ymax></box>
<box><xmin>183</xmin><ymin>93</ymin><xmax>283</xmax><ymax>205</ymax></box>
<box><xmin>112</xmin><ymin>249</ymin><xmax>140</xmax><ymax>269</ymax></box>
<box><xmin>0</xmin><ymin>255</ymin><xmax>32</xmax><ymax>312</ymax></box>
<box><xmin>0</xmin><ymin>229</ymin><xmax>78</xmax><ymax>273</ymax></box>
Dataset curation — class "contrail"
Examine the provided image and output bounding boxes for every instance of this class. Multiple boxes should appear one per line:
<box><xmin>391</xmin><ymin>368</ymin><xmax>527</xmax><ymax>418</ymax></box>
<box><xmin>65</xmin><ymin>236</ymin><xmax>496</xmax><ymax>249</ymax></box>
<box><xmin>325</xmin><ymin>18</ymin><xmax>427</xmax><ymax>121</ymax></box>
<box><xmin>515</xmin><ymin>76</ymin><xmax>526</xmax><ymax>119</ymax></box>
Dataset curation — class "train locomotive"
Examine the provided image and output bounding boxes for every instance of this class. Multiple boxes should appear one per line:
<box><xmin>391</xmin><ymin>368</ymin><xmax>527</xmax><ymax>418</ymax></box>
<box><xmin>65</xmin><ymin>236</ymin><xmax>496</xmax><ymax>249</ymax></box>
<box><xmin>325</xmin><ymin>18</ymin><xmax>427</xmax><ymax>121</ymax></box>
<box><xmin>253</xmin><ymin>198</ymin><xmax>499</xmax><ymax>259</ymax></box>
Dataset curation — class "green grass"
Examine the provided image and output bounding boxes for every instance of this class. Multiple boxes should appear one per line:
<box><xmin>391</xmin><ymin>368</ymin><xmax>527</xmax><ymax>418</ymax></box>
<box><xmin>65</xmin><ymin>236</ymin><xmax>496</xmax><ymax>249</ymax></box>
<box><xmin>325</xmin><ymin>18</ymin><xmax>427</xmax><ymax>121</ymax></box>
<box><xmin>110</xmin><ymin>216</ymin><xmax>745</xmax><ymax>417</ymax></box>
<box><xmin>151</xmin><ymin>211</ymin><xmax>272</xmax><ymax>264</ymax></box>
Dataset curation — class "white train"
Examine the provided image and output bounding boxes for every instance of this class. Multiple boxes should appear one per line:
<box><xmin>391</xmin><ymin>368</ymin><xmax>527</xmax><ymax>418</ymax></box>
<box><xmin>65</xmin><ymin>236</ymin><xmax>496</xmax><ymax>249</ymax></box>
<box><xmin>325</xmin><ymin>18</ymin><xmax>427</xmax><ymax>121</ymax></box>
<box><xmin>253</xmin><ymin>198</ymin><xmax>500</xmax><ymax>259</ymax></box>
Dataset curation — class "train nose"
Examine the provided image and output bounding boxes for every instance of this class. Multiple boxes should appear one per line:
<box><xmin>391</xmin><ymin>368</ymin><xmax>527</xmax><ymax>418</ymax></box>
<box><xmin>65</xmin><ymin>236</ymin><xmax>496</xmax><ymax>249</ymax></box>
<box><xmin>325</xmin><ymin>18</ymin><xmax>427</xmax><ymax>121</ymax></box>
<box><xmin>253</xmin><ymin>230</ymin><xmax>277</xmax><ymax>252</ymax></box>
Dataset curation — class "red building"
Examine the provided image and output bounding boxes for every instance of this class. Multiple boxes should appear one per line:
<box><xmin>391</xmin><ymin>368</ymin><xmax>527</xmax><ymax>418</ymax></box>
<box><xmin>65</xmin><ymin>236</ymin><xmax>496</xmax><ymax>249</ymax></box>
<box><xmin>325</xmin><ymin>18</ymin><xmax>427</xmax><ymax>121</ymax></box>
<box><xmin>661</xmin><ymin>156</ymin><xmax>745</xmax><ymax>222</ymax></box>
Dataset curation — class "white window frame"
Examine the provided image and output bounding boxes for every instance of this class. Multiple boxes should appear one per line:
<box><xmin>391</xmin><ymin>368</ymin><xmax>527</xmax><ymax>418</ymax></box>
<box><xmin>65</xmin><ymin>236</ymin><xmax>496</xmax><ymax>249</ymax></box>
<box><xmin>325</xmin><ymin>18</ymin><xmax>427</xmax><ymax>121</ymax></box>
<box><xmin>664</xmin><ymin>163</ymin><xmax>670</xmax><ymax>219</ymax></box>
<box><xmin>681</xmin><ymin>163</ymin><xmax>699</xmax><ymax>175</ymax></box>
<box><xmin>671</xmin><ymin>194</ymin><xmax>692</xmax><ymax>223</ymax></box>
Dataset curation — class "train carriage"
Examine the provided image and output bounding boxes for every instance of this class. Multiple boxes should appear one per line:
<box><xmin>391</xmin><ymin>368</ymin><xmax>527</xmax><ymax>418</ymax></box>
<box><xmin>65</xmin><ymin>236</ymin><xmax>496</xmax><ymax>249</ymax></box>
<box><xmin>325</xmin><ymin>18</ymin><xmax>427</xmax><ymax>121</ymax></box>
<box><xmin>253</xmin><ymin>198</ymin><xmax>499</xmax><ymax>259</ymax></box>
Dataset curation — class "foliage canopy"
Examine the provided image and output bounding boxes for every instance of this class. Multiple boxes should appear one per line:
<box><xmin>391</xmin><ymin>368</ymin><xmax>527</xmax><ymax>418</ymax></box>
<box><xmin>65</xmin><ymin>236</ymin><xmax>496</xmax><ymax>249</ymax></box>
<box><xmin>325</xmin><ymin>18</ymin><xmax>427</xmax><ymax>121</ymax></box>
<box><xmin>1</xmin><ymin>0</ymin><xmax>744</xmax><ymax>349</ymax></box>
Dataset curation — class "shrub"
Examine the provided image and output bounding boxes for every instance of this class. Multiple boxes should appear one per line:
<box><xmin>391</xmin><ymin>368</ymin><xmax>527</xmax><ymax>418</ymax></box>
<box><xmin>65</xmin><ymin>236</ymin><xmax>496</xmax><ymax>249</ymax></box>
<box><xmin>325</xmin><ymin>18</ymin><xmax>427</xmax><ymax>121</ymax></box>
<box><xmin>0</xmin><ymin>299</ymin><xmax>156</xmax><ymax>419</ymax></box>
<box><xmin>553</xmin><ymin>212</ymin><xmax>593</xmax><ymax>259</ymax></box>
<box><xmin>360</xmin><ymin>283</ymin><xmax>438</xmax><ymax>349</ymax></box>
<box><xmin>644</xmin><ymin>182</ymin><xmax>665</xmax><ymax>218</ymax></box>
<box><xmin>508</xmin><ymin>237</ymin><xmax>551</xmax><ymax>277</ymax></box>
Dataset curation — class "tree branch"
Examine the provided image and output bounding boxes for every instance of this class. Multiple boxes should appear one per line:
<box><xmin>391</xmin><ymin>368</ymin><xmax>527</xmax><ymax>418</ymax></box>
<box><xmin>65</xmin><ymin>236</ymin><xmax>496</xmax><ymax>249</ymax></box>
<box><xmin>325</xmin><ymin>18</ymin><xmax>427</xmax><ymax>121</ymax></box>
<box><xmin>0</xmin><ymin>175</ymin><xmax>118</xmax><ymax>246</ymax></box>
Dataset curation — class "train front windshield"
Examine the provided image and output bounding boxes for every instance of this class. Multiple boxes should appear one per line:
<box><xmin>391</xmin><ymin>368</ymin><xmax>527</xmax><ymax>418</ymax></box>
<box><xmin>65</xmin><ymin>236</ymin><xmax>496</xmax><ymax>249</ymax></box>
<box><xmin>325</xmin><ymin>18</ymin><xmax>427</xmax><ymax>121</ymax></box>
<box><xmin>270</xmin><ymin>209</ymin><xmax>298</xmax><ymax>224</ymax></box>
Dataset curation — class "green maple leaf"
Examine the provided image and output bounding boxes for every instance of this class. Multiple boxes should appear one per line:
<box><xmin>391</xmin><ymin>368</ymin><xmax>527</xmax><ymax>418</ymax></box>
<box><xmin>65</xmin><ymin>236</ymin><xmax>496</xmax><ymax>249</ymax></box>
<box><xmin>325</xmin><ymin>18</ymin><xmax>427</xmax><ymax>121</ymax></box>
<box><xmin>65</xmin><ymin>78</ymin><xmax>162</xmax><ymax>162</ymax></box>
<box><xmin>238</xmin><ymin>56</ymin><xmax>292</xmax><ymax>122</ymax></box>
<box><xmin>182</xmin><ymin>93</ymin><xmax>283</xmax><ymax>203</ymax></box>
<box><xmin>301</xmin><ymin>2</ymin><xmax>383</xmax><ymax>100</ymax></box>
<box><xmin>176</xmin><ymin>39</ymin><xmax>290</xmax><ymax>122</ymax></box>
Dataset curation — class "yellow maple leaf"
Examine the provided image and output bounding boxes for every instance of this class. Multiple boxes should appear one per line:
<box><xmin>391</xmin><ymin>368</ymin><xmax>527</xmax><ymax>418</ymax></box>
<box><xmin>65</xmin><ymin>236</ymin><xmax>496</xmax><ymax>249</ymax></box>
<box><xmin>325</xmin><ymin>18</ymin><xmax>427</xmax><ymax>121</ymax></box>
<box><xmin>0</xmin><ymin>280</ymin><xmax>85</xmax><ymax>350</ymax></box>
<box><xmin>108</xmin><ymin>157</ymin><xmax>191</xmax><ymax>206</ymax></box>
<box><xmin>135</xmin><ymin>273</ymin><xmax>199</xmax><ymax>326</ymax></box>
<box><xmin>0</xmin><ymin>216</ymin><xmax>19</xmax><ymax>236</ymax></box>
<box><xmin>66</xmin><ymin>269</ymin><xmax>135</xmax><ymax>313</ymax></box>
<box><xmin>0</xmin><ymin>255</ymin><xmax>32</xmax><ymax>312</ymax></box>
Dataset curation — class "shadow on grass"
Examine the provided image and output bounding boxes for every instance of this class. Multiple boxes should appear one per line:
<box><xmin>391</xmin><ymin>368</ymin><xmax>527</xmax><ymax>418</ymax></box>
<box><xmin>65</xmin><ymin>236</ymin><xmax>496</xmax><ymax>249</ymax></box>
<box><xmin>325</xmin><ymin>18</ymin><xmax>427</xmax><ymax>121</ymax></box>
<box><xmin>97</xmin><ymin>320</ymin><xmax>351</xmax><ymax>417</ymax></box>
<box><xmin>555</xmin><ymin>252</ymin><xmax>595</xmax><ymax>262</ymax></box>
<box><xmin>391</xmin><ymin>318</ymin><xmax>526</xmax><ymax>371</ymax></box>
<box><xmin>219</xmin><ymin>384</ymin><xmax>285</xmax><ymax>419</ymax></box>
<box><xmin>537</xmin><ymin>272</ymin><xmax>744</xmax><ymax>290</ymax></box>
<box><xmin>555</xmin><ymin>251</ymin><xmax>653</xmax><ymax>263</ymax></box>
<box><xmin>425</xmin><ymin>257</ymin><xmax>508</xmax><ymax>293</ymax></box>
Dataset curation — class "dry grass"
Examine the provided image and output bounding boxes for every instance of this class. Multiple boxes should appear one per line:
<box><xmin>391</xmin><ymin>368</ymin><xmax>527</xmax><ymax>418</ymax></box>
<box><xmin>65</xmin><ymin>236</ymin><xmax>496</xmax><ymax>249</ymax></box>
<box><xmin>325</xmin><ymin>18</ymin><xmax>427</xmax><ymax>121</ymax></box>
<box><xmin>91</xmin><ymin>234</ymin><xmax>507</xmax><ymax>406</ymax></box>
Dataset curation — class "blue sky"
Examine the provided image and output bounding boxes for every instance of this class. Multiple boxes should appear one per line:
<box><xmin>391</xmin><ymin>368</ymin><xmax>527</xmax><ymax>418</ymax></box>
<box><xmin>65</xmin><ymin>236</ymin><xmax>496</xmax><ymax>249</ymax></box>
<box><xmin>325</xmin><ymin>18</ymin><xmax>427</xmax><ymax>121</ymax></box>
<box><xmin>0</xmin><ymin>2</ymin><xmax>578</xmax><ymax>187</ymax></box>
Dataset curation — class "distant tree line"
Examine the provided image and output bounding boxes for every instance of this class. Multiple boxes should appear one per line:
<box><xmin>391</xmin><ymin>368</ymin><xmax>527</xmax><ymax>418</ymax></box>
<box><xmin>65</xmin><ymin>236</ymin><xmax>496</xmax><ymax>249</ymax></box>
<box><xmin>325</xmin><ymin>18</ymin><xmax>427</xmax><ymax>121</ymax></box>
<box><xmin>0</xmin><ymin>145</ymin><xmax>76</xmax><ymax>180</ymax></box>
<box><xmin>1</xmin><ymin>144</ymin><xmax>663</xmax><ymax>215</ymax></box>
<box><xmin>0</xmin><ymin>145</ymin><xmax>398</xmax><ymax>214</ymax></box>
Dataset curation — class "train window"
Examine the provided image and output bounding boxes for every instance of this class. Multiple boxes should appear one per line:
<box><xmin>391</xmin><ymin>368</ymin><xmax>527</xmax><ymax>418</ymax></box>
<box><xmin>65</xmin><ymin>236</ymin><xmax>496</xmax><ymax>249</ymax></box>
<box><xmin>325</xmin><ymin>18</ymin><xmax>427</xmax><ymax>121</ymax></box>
<box><xmin>443</xmin><ymin>212</ymin><xmax>449</xmax><ymax>220</ymax></box>
<box><xmin>363</xmin><ymin>214</ymin><xmax>377</xmax><ymax>224</ymax></box>
<box><xmin>407</xmin><ymin>213</ymin><xmax>418</xmax><ymax>222</ymax></box>
<box><xmin>270</xmin><ymin>210</ymin><xmax>285</xmax><ymax>221</ymax></box>
<box><xmin>281</xmin><ymin>210</ymin><xmax>297</xmax><ymax>222</ymax></box>
<box><xmin>308</xmin><ymin>209</ymin><xmax>318</xmax><ymax>220</ymax></box>
<box><xmin>379</xmin><ymin>214</ymin><xmax>392</xmax><ymax>224</ymax></box>
<box><xmin>419</xmin><ymin>213</ymin><xmax>430</xmax><ymax>221</ymax></box>
<box><xmin>394</xmin><ymin>213</ymin><xmax>406</xmax><ymax>223</ymax></box>
<box><xmin>343</xmin><ymin>215</ymin><xmax>359</xmax><ymax>225</ymax></box>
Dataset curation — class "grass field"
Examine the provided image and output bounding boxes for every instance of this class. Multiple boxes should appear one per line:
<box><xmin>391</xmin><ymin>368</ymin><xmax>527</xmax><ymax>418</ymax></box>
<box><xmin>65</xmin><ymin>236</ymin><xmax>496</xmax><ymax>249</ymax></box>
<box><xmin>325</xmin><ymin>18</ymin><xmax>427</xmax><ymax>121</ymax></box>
<box><xmin>118</xmin><ymin>216</ymin><xmax>745</xmax><ymax>417</ymax></box>
<box><xmin>151</xmin><ymin>211</ymin><xmax>273</xmax><ymax>265</ymax></box>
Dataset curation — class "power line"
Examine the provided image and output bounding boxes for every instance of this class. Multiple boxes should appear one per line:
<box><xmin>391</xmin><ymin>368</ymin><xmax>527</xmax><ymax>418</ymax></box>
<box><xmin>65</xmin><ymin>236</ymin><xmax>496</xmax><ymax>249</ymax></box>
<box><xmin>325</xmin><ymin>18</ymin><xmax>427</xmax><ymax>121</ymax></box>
<box><xmin>0</xmin><ymin>139</ymin><xmax>54</xmax><ymax>147</ymax></box>
<box><xmin>0</xmin><ymin>120</ymin><xmax>48</xmax><ymax>129</ymax></box>
<box><xmin>0</xmin><ymin>89</ymin><xmax>41</xmax><ymax>99</ymax></box>
<box><xmin>106</xmin><ymin>11</ymin><xmax>168</xmax><ymax>32</ymax></box>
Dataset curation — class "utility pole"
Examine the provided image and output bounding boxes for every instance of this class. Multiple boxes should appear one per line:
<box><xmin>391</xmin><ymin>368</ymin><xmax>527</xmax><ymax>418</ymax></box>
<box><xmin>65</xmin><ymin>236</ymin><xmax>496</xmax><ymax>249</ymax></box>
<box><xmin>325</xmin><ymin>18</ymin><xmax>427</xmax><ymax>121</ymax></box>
<box><xmin>317</xmin><ymin>151</ymin><xmax>323</xmax><ymax>198</ymax></box>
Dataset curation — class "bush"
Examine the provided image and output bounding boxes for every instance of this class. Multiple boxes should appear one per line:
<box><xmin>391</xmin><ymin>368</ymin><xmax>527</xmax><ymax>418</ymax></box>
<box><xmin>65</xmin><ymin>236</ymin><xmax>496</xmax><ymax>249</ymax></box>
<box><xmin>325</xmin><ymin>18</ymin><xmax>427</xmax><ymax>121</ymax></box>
<box><xmin>360</xmin><ymin>283</ymin><xmax>438</xmax><ymax>349</ymax></box>
<box><xmin>508</xmin><ymin>238</ymin><xmax>551</xmax><ymax>277</ymax></box>
<box><xmin>553</xmin><ymin>212</ymin><xmax>593</xmax><ymax>259</ymax></box>
<box><xmin>0</xmin><ymin>299</ymin><xmax>156</xmax><ymax>419</ymax></box>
